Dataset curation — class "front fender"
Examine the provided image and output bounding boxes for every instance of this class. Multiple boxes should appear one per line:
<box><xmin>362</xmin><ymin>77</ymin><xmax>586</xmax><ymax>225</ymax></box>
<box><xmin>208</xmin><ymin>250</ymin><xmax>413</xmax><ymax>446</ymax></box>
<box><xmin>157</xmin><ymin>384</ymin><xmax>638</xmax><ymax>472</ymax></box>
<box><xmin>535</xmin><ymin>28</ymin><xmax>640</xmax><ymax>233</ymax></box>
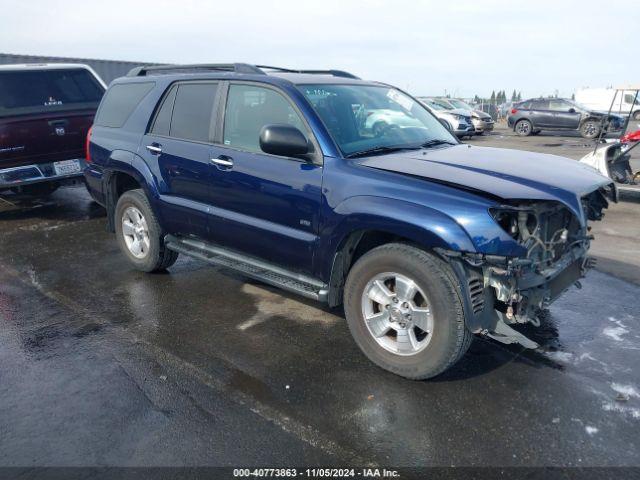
<box><xmin>319</xmin><ymin>195</ymin><xmax>476</xmax><ymax>281</ymax></box>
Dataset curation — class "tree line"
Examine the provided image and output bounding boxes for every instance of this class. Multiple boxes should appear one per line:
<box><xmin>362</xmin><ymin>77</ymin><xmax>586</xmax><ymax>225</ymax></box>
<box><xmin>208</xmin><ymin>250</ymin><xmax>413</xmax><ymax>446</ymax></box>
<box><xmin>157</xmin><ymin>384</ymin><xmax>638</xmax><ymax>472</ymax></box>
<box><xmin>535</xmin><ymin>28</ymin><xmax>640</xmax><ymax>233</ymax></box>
<box><xmin>473</xmin><ymin>90</ymin><xmax>521</xmax><ymax>104</ymax></box>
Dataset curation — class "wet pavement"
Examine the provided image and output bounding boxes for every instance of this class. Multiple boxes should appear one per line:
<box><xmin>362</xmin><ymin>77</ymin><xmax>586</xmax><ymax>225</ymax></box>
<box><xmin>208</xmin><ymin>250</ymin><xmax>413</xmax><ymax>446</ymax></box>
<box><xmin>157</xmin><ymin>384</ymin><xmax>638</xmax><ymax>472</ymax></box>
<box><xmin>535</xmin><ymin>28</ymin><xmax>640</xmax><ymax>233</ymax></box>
<box><xmin>0</xmin><ymin>129</ymin><xmax>639</xmax><ymax>470</ymax></box>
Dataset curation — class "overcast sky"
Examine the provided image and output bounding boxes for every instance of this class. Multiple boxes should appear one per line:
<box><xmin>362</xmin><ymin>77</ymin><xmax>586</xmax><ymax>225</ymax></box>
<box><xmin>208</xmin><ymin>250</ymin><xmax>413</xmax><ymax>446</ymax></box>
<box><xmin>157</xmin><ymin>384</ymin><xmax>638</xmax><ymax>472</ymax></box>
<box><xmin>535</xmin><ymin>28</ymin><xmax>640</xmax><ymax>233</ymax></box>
<box><xmin>1</xmin><ymin>0</ymin><xmax>636</xmax><ymax>99</ymax></box>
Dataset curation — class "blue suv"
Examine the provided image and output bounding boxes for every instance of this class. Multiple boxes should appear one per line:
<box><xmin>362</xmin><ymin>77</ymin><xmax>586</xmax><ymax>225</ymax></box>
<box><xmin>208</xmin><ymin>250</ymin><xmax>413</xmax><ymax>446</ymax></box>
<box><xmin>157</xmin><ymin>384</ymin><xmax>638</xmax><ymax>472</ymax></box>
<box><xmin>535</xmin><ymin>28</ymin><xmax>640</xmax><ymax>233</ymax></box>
<box><xmin>85</xmin><ymin>64</ymin><xmax>615</xmax><ymax>379</ymax></box>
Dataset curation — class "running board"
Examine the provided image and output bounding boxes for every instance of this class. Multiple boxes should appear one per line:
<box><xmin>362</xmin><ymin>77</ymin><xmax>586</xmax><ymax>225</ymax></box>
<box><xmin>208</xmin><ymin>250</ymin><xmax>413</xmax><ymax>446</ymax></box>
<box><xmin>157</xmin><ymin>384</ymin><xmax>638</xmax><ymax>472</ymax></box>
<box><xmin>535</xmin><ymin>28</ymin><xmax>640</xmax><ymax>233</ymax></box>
<box><xmin>164</xmin><ymin>235</ymin><xmax>329</xmax><ymax>302</ymax></box>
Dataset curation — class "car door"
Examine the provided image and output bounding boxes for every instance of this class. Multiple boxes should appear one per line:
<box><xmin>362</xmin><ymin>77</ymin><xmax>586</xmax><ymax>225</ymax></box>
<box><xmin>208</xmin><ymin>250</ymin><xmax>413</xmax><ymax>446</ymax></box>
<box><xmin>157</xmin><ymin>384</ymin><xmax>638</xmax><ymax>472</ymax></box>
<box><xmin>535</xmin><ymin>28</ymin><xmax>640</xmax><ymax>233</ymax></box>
<box><xmin>528</xmin><ymin>99</ymin><xmax>554</xmax><ymax>127</ymax></box>
<box><xmin>140</xmin><ymin>81</ymin><xmax>220</xmax><ymax>240</ymax></box>
<box><xmin>206</xmin><ymin>82</ymin><xmax>323</xmax><ymax>274</ymax></box>
<box><xmin>548</xmin><ymin>99</ymin><xmax>581</xmax><ymax>129</ymax></box>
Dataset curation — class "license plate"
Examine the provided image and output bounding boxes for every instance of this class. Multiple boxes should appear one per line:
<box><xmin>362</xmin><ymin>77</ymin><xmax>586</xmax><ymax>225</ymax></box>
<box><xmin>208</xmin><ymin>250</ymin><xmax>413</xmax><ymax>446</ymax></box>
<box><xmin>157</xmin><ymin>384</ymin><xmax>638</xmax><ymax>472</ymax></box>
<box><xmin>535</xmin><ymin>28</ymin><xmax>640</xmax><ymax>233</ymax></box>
<box><xmin>53</xmin><ymin>159</ymin><xmax>82</xmax><ymax>176</ymax></box>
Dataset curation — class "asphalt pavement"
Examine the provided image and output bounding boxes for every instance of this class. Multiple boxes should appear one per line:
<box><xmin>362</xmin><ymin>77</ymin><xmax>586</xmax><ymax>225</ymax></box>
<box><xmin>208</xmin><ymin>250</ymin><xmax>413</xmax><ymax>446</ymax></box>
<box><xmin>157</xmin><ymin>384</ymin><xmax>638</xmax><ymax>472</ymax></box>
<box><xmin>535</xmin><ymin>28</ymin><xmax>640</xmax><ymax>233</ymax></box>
<box><xmin>0</xmin><ymin>126</ymin><xmax>638</xmax><ymax>476</ymax></box>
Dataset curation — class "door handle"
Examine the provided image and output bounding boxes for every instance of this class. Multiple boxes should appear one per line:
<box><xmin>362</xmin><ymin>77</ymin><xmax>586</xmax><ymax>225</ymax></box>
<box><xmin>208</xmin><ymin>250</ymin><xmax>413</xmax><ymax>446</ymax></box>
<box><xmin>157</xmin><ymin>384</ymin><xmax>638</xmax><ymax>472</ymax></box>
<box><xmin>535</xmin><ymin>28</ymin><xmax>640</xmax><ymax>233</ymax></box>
<box><xmin>146</xmin><ymin>144</ymin><xmax>162</xmax><ymax>155</ymax></box>
<box><xmin>211</xmin><ymin>155</ymin><xmax>234</xmax><ymax>169</ymax></box>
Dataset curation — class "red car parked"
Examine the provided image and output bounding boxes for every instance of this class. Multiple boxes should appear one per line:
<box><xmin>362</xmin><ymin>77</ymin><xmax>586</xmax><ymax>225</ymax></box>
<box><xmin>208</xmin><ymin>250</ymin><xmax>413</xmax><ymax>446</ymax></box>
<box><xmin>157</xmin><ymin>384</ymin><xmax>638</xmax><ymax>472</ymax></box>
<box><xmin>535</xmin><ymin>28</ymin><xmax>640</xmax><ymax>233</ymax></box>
<box><xmin>0</xmin><ymin>63</ymin><xmax>105</xmax><ymax>196</ymax></box>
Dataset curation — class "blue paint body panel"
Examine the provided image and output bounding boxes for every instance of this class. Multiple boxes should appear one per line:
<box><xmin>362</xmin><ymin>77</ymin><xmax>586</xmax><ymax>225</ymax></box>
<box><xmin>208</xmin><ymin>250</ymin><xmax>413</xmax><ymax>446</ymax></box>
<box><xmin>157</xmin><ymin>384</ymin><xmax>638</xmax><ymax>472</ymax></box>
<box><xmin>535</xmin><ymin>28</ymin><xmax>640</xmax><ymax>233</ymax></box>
<box><xmin>85</xmin><ymin>70</ymin><xmax>613</xmax><ymax>284</ymax></box>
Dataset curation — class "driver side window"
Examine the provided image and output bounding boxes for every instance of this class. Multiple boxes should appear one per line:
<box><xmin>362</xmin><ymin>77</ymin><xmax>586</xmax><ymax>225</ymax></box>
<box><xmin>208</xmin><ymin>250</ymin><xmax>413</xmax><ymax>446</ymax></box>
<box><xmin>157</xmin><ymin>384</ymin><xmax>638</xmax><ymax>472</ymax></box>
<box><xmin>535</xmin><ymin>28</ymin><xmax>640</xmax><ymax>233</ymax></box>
<box><xmin>223</xmin><ymin>84</ymin><xmax>307</xmax><ymax>153</ymax></box>
<box><xmin>548</xmin><ymin>99</ymin><xmax>571</xmax><ymax>112</ymax></box>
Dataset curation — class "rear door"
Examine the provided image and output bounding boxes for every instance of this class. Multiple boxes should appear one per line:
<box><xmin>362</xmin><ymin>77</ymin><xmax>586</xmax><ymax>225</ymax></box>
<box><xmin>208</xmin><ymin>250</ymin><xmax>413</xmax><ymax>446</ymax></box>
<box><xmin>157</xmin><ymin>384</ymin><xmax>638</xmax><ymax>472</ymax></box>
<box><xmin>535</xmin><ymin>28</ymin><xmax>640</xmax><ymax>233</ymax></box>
<box><xmin>206</xmin><ymin>82</ymin><xmax>323</xmax><ymax>274</ymax></box>
<box><xmin>139</xmin><ymin>81</ymin><xmax>220</xmax><ymax>240</ymax></box>
<box><xmin>528</xmin><ymin>99</ymin><xmax>554</xmax><ymax>127</ymax></box>
<box><xmin>0</xmin><ymin>68</ymin><xmax>104</xmax><ymax>169</ymax></box>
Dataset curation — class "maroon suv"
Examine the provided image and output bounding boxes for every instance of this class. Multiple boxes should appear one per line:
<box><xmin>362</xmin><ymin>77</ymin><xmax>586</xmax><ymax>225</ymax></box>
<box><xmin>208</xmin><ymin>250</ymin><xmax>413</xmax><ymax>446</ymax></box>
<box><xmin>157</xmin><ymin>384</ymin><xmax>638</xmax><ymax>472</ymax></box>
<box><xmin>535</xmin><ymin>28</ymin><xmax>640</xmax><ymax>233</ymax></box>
<box><xmin>0</xmin><ymin>63</ymin><xmax>105</xmax><ymax>196</ymax></box>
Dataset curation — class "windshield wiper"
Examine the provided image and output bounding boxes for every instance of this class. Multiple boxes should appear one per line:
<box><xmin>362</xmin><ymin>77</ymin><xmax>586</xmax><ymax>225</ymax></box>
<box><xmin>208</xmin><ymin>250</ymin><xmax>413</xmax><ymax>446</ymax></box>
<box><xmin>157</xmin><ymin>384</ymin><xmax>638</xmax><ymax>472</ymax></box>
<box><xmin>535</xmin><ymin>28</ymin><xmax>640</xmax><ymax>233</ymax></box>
<box><xmin>421</xmin><ymin>139</ymin><xmax>458</xmax><ymax>148</ymax></box>
<box><xmin>345</xmin><ymin>145</ymin><xmax>421</xmax><ymax>158</ymax></box>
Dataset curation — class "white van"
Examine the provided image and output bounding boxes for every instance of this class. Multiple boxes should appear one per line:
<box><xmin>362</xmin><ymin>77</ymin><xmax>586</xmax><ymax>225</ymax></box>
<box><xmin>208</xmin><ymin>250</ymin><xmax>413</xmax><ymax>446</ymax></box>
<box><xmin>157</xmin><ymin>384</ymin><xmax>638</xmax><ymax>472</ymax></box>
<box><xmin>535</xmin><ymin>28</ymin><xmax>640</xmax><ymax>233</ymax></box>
<box><xmin>575</xmin><ymin>88</ymin><xmax>639</xmax><ymax>119</ymax></box>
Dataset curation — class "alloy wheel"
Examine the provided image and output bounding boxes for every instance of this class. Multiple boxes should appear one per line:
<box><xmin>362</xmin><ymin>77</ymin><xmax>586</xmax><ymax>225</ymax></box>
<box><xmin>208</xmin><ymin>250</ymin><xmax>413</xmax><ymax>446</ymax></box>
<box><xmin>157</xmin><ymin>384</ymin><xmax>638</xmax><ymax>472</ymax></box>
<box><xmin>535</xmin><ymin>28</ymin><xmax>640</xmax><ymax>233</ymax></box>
<box><xmin>516</xmin><ymin>121</ymin><xmax>531</xmax><ymax>135</ymax></box>
<box><xmin>121</xmin><ymin>206</ymin><xmax>150</xmax><ymax>259</ymax></box>
<box><xmin>361</xmin><ymin>272</ymin><xmax>434</xmax><ymax>356</ymax></box>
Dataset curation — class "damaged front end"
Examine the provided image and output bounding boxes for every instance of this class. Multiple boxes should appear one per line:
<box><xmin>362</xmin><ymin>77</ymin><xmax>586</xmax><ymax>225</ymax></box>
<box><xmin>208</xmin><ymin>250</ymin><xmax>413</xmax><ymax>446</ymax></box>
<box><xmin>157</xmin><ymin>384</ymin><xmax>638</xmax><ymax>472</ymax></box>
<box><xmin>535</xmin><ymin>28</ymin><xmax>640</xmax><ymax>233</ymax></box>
<box><xmin>439</xmin><ymin>187</ymin><xmax>612</xmax><ymax>349</ymax></box>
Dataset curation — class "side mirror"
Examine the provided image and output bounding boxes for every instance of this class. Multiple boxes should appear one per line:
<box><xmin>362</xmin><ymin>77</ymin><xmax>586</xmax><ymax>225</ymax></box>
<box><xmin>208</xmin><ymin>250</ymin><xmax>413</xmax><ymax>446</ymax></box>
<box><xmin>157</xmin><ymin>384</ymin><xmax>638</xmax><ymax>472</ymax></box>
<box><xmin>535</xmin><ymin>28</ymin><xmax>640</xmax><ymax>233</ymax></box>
<box><xmin>259</xmin><ymin>124</ymin><xmax>309</xmax><ymax>157</ymax></box>
<box><xmin>568</xmin><ymin>108</ymin><xmax>576</xmax><ymax>113</ymax></box>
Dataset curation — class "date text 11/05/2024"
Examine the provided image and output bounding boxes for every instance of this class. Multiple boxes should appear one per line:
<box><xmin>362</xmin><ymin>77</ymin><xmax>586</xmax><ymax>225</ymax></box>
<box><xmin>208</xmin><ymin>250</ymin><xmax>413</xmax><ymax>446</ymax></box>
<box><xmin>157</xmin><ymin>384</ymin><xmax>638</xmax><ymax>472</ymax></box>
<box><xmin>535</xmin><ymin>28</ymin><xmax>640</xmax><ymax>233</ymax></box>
<box><xmin>232</xmin><ymin>468</ymin><xmax>401</xmax><ymax>478</ymax></box>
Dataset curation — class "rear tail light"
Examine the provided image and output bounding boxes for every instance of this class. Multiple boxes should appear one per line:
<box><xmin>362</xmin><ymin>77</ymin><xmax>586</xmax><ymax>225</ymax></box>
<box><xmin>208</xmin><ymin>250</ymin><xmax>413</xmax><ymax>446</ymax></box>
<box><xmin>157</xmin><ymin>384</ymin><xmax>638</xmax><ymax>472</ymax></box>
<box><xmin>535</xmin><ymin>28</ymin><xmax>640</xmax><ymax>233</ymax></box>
<box><xmin>85</xmin><ymin>126</ymin><xmax>93</xmax><ymax>163</ymax></box>
<box><xmin>510</xmin><ymin>108</ymin><xmax>518</xmax><ymax>114</ymax></box>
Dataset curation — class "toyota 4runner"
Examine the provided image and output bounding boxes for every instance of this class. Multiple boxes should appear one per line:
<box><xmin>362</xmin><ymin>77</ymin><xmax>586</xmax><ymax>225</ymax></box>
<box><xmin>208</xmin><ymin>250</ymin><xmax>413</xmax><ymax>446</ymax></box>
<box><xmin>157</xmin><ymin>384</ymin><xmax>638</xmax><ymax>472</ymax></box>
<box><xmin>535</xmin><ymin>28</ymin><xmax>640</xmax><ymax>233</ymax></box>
<box><xmin>85</xmin><ymin>64</ymin><xmax>615</xmax><ymax>379</ymax></box>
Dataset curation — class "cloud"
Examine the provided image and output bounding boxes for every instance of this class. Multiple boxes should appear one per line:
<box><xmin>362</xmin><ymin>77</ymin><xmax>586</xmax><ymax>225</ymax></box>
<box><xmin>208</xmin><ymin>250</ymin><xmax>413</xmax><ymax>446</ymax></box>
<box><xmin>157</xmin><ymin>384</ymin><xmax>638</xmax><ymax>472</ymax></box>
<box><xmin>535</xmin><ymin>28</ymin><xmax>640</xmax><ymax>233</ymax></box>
<box><xmin>1</xmin><ymin>0</ymin><xmax>637</xmax><ymax>98</ymax></box>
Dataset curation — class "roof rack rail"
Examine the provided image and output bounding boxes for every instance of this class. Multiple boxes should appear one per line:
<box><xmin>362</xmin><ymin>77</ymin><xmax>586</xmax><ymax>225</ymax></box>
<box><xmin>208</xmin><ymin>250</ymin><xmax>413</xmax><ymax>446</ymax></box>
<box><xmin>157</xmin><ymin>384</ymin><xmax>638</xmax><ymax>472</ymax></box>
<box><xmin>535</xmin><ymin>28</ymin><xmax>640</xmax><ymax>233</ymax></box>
<box><xmin>127</xmin><ymin>63</ymin><xmax>265</xmax><ymax>77</ymax></box>
<box><xmin>256</xmin><ymin>65</ymin><xmax>360</xmax><ymax>80</ymax></box>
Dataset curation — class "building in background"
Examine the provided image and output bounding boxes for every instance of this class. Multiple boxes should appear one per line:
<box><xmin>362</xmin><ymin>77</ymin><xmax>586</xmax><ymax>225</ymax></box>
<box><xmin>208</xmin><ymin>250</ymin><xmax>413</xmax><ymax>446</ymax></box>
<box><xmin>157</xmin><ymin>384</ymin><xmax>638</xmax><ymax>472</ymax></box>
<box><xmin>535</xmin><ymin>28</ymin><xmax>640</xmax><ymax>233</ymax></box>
<box><xmin>0</xmin><ymin>52</ymin><xmax>157</xmax><ymax>84</ymax></box>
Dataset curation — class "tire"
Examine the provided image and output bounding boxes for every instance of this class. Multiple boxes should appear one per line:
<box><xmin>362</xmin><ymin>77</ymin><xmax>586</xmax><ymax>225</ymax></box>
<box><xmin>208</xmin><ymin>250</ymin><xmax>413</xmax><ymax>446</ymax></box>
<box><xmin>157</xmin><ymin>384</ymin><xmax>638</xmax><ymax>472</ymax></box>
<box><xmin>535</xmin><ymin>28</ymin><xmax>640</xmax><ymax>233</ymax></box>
<box><xmin>514</xmin><ymin>119</ymin><xmax>532</xmax><ymax>136</ymax></box>
<box><xmin>114</xmin><ymin>189</ymin><xmax>178</xmax><ymax>272</ymax></box>
<box><xmin>580</xmin><ymin>119</ymin><xmax>601</xmax><ymax>139</ymax></box>
<box><xmin>12</xmin><ymin>182</ymin><xmax>59</xmax><ymax>197</ymax></box>
<box><xmin>633</xmin><ymin>111</ymin><xmax>640</xmax><ymax>121</ymax></box>
<box><xmin>343</xmin><ymin>243</ymin><xmax>472</xmax><ymax>380</ymax></box>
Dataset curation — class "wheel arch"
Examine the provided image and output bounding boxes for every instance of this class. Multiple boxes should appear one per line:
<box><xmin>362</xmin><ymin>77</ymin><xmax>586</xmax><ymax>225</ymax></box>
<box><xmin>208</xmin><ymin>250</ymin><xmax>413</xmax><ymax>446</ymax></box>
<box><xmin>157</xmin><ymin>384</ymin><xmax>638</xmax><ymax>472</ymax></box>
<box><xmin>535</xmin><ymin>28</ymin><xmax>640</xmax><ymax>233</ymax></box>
<box><xmin>323</xmin><ymin>196</ymin><xmax>476</xmax><ymax>307</ymax></box>
<box><xmin>103</xmin><ymin>151</ymin><xmax>162</xmax><ymax>232</ymax></box>
<box><xmin>514</xmin><ymin>117</ymin><xmax>533</xmax><ymax>131</ymax></box>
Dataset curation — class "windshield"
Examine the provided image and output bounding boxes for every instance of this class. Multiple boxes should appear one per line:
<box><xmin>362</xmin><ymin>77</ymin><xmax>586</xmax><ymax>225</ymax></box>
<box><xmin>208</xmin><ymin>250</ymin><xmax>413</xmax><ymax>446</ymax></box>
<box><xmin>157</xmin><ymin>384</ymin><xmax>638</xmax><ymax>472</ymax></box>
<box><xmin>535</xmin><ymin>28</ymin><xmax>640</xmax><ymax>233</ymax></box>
<box><xmin>565</xmin><ymin>99</ymin><xmax>591</xmax><ymax>111</ymax></box>
<box><xmin>299</xmin><ymin>84</ymin><xmax>456</xmax><ymax>156</ymax></box>
<box><xmin>448</xmin><ymin>99</ymin><xmax>473</xmax><ymax>110</ymax></box>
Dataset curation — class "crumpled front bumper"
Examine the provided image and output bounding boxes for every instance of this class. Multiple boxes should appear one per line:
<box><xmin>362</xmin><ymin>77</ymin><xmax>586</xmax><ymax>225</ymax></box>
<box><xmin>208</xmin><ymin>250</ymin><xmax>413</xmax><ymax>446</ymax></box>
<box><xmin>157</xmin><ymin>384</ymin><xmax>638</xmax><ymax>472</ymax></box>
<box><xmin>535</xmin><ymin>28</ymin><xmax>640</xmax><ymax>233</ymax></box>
<box><xmin>438</xmin><ymin>244</ymin><xmax>592</xmax><ymax>346</ymax></box>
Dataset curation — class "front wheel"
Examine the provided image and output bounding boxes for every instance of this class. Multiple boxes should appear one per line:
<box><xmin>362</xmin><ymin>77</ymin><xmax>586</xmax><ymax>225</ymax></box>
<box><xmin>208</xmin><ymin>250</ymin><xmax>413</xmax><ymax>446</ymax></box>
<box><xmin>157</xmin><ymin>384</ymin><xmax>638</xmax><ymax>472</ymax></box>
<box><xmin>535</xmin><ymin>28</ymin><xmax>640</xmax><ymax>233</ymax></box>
<box><xmin>115</xmin><ymin>189</ymin><xmax>178</xmax><ymax>272</ymax></box>
<box><xmin>633</xmin><ymin>110</ymin><xmax>640</xmax><ymax>121</ymax></box>
<box><xmin>580</xmin><ymin>119</ymin><xmax>601</xmax><ymax>139</ymax></box>
<box><xmin>343</xmin><ymin>244</ymin><xmax>472</xmax><ymax>379</ymax></box>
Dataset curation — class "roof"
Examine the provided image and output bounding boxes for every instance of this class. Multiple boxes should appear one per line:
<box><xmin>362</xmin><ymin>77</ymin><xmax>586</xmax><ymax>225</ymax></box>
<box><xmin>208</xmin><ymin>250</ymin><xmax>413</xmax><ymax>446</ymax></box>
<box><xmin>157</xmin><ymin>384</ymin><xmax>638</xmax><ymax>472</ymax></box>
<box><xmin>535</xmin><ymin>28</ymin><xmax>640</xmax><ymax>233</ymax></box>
<box><xmin>0</xmin><ymin>62</ymin><xmax>93</xmax><ymax>70</ymax></box>
<box><xmin>121</xmin><ymin>63</ymin><xmax>371</xmax><ymax>86</ymax></box>
<box><xmin>614</xmin><ymin>84</ymin><xmax>640</xmax><ymax>91</ymax></box>
<box><xmin>0</xmin><ymin>62</ymin><xmax>108</xmax><ymax>88</ymax></box>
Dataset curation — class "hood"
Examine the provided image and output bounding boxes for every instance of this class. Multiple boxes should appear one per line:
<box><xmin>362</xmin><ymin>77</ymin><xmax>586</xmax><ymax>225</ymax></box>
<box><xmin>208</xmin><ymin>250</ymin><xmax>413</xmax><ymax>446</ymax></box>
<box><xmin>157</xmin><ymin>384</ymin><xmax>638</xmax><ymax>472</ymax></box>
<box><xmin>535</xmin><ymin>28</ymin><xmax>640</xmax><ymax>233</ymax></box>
<box><xmin>472</xmin><ymin>110</ymin><xmax>491</xmax><ymax>119</ymax></box>
<box><xmin>354</xmin><ymin>145</ymin><xmax>613</xmax><ymax>221</ymax></box>
<box><xmin>445</xmin><ymin>108</ymin><xmax>470</xmax><ymax>117</ymax></box>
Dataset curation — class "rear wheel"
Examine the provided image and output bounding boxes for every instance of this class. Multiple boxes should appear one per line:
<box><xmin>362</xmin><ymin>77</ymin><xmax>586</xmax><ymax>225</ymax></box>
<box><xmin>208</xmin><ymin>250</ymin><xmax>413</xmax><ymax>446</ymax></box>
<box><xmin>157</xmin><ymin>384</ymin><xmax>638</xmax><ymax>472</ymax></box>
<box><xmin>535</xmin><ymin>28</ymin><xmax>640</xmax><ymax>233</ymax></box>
<box><xmin>115</xmin><ymin>189</ymin><xmax>178</xmax><ymax>272</ymax></box>
<box><xmin>344</xmin><ymin>243</ymin><xmax>472</xmax><ymax>380</ymax></box>
<box><xmin>580</xmin><ymin>119</ymin><xmax>601</xmax><ymax>139</ymax></box>
<box><xmin>514</xmin><ymin>119</ymin><xmax>532</xmax><ymax>136</ymax></box>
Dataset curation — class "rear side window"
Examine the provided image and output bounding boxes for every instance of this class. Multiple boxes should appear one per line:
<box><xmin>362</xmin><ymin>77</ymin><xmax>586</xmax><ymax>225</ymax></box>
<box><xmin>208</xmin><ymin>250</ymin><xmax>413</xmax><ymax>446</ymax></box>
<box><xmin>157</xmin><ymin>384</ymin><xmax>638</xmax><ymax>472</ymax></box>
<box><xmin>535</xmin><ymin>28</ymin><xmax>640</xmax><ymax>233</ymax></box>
<box><xmin>530</xmin><ymin>99</ymin><xmax>549</xmax><ymax>110</ymax></box>
<box><xmin>150</xmin><ymin>85</ymin><xmax>178</xmax><ymax>136</ymax></box>
<box><xmin>0</xmin><ymin>68</ymin><xmax>104</xmax><ymax>118</ymax></box>
<box><xmin>169</xmin><ymin>83</ymin><xmax>218</xmax><ymax>142</ymax></box>
<box><xmin>94</xmin><ymin>82</ymin><xmax>155</xmax><ymax>128</ymax></box>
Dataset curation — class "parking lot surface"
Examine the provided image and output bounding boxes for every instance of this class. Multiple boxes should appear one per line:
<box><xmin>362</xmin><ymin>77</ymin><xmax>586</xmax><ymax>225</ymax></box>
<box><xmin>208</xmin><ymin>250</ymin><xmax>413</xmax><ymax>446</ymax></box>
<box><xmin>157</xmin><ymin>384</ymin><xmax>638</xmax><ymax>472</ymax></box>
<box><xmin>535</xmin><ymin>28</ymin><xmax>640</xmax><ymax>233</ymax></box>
<box><xmin>0</xmin><ymin>124</ymin><xmax>638</xmax><ymax>470</ymax></box>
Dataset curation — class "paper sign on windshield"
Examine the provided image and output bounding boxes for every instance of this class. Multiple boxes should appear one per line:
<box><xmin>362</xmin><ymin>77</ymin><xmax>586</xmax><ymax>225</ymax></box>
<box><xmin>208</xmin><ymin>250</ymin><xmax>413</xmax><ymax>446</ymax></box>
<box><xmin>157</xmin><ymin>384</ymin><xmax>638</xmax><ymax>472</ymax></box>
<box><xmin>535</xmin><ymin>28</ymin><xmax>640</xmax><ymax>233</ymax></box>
<box><xmin>386</xmin><ymin>89</ymin><xmax>414</xmax><ymax>111</ymax></box>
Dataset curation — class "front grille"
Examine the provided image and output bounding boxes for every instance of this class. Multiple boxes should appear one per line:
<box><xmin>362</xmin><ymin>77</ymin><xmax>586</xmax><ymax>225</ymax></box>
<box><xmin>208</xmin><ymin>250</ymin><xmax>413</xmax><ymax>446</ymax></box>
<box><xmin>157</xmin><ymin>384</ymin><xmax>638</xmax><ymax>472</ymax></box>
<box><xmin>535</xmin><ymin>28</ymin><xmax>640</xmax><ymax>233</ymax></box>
<box><xmin>468</xmin><ymin>278</ymin><xmax>485</xmax><ymax>314</ymax></box>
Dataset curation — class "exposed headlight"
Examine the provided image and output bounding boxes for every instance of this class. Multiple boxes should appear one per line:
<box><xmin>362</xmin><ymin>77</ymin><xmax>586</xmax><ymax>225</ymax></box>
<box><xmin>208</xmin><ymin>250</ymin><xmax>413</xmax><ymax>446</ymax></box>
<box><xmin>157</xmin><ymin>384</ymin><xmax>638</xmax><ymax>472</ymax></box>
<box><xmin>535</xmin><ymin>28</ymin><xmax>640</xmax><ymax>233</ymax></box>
<box><xmin>489</xmin><ymin>207</ymin><xmax>538</xmax><ymax>241</ymax></box>
<box><xmin>490</xmin><ymin>208</ymin><xmax>520</xmax><ymax>239</ymax></box>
